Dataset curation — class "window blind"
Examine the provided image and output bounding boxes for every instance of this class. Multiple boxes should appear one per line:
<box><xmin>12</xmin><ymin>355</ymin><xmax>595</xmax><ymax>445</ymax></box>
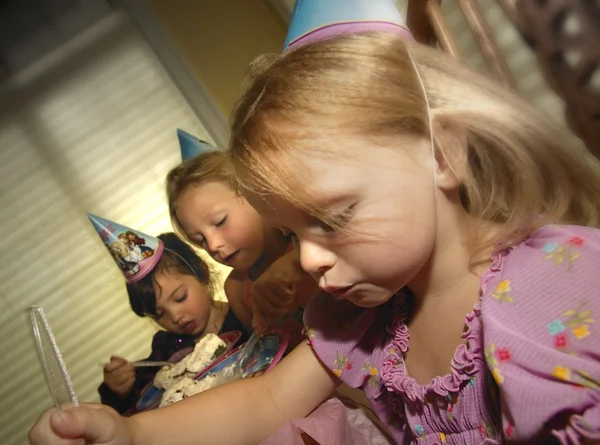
<box><xmin>0</xmin><ymin>11</ymin><xmax>229</xmax><ymax>444</ymax></box>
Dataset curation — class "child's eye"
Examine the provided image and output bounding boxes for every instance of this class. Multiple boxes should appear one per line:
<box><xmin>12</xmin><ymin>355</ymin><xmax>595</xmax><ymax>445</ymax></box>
<box><xmin>175</xmin><ymin>294</ymin><xmax>187</xmax><ymax>303</ymax></box>
<box><xmin>318</xmin><ymin>221</ymin><xmax>336</xmax><ymax>233</ymax></box>
<box><xmin>216</xmin><ymin>216</ymin><xmax>227</xmax><ymax>227</ymax></box>
<box><xmin>190</xmin><ymin>234</ymin><xmax>206</xmax><ymax>248</ymax></box>
<box><xmin>318</xmin><ymin>203</ymin><xmax>356</xmax><ymax>233</ymax></box>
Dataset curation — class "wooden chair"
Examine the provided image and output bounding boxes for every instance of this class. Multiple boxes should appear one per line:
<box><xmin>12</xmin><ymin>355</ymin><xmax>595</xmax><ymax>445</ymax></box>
<box><xmin>406</xmin><ymin>0</ymin><xmax>600</xmax><ymax>158</ymax></box>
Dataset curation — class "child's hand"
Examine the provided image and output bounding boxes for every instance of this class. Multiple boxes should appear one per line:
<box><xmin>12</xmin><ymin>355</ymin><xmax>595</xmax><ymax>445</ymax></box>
<box><xmin>251</xmin><ymin>251</ymin><xmax>316</xmax><ymax>331</ymax></box>
<box><xmin>29</xmin><ymin>404</ymin><xmax>133</xmax><ymax>445</ymax></box>
<box><xmin>103</xmin><ymin>356</ymin><xmax>135</xmax><ymax>398</ymax></box>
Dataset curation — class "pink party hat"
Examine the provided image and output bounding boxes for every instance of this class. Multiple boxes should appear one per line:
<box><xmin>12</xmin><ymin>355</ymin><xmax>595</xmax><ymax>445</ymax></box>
<box><xmin>88</xmin><ymin>213</ymin><xmax>164</xmax><ymax>283</ymax></box>
<box><xmin>284</xmin><ymin>0</ymin><xmax>412</xmax><ymax>50</ymax></box>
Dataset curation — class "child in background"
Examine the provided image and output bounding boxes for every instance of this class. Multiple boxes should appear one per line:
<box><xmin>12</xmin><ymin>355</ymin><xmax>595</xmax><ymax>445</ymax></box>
<box><xmin>166</xmin><ymin>149</ymin><xmax>317</xmax><ymax>348</ymax></box>
<box><xmin>171</xmin><ymin>134</ymin><xmax>393</xmax><ymax>440</ymax></box>
<box><xmin>92</xmin><ymin>224</ymin><xmax>251</xmax><ymax>415</ymax></box>
<box><xmin>29</xmin><ymin>1</ymin><xmax>600</xmax><ymax>444</ymax></box>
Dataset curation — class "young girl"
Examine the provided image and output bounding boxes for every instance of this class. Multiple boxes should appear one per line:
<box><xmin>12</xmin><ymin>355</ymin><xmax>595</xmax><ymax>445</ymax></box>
<box><xmin>30</xmin><ymin>2</ymin><xmax>600</xmax><ymax>444</ymax></box>
<box><xmin>166</xmin><ymin>150</ymin><xmax>317</xmax><ymax>347</ymax></box>
<box><xmin>167</xmin><ymin>147</ymin><xmax>393</xmax><ymax>439</ymax></box>
<box><xmin>99</xmin><ymin>231</ymin><xmax>252</xmax><ymax>415</ymax></box>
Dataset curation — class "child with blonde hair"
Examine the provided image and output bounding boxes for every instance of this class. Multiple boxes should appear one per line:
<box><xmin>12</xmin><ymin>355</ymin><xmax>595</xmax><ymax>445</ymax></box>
<box><xmin>30</xmin><ymin>1</ymin><xmax>600</xmax><ymax>444</ymax></box>
<box><xmin>166</xmin><ymin>149</ymin><xmax>317</xmax><ymax>347</ymax></box>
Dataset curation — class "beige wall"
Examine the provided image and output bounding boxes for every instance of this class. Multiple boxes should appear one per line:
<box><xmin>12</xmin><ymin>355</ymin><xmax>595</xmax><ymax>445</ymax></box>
<box><xmin>148</xmin><ymin>0</ymin><xmax>287</xmax><ymax>116</ymax></box>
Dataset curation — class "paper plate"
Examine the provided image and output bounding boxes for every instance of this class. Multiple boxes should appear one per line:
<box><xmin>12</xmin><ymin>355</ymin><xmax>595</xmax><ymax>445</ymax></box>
<box><xmin>135</xmin><ymin>330</ymin><xmax>241</xmax><ymax>412</ymax></box>
<box><xmin>167</xmin><ymin>331</ymin><xmax>241</xmax><ymax>366</ymax></box>
<box><xmin>196</xmin><ymin>331</ymin><xmax>289</xmax><ymax>382</ymax></box>
<box><xmin>192</xmin><ymin>345</ymin><xmax>244</xmax><ymax>381</ymax></box>
<box><xmin>135</xmin><ymin>383</ymin><xmax>163</xmax><ymax>413</ymax></box>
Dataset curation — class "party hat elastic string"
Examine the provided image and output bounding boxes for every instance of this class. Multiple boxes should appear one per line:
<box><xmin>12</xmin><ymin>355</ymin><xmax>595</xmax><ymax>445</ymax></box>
<box><xmin>407</xmin><ymin>52</ymin><xmax>437</xmax><ymax>190</ymax></box>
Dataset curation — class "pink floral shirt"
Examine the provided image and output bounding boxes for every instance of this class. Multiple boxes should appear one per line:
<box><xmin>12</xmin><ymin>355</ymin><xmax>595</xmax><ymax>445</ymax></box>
<box><xmin>304</xmin><ymin>225</ymin><xmax>600</xmax><ymax>444</ymax></box>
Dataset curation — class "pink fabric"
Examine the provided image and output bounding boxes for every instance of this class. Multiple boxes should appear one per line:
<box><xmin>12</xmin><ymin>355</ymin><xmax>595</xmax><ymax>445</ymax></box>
<box><xmin>304</xmin><ymin>225</ymin><xmax>600</xmax><ymax>444</ymax></box>
<box><xmin>261</xmin><ymin>398</ymin><xmax>393</xmax><ymax>445</ymax></box>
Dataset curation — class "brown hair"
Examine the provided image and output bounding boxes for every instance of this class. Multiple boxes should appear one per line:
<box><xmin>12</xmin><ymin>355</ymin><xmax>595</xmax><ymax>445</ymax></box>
<box><xmin>228</xmin><ymin>32</ymin><xmax>600</xmax><ymax>250</ymax></box>
<box><xmin>127</xmin><ymin>232</ymin><xmax>214</xmax><ymax>317</ymax></box>
<box><xmin>166</xmin><ymin>151</ymin><xmax>234</xmax><ymax>244</ymax></box>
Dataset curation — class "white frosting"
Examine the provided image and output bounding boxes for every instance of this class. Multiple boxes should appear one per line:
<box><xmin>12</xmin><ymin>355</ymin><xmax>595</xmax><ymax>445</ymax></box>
<box><xmin>153</xmin><ymin>333</ymin><xmax>226</xmax><ymax>390</ymax></box>
<box><xmin>159</xmin><ymin>363</ymin><xmax>241</xmax><ymax>408</ymax></box>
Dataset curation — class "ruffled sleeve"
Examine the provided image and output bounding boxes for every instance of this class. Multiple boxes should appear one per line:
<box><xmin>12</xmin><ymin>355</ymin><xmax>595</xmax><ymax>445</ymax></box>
<box><xmin>303</xmin><ymin>293</ymin><xmax>407</xmax><ymax>439</ymax></box>
<box><xmin>481</xmin><ymin>225</ymin><xmax>600</xmax><ymax>444</ymax></box>
<box><xmin>303</xmin><ymin>292</ymin><xmax>389</xmax><ymax>389</ymax></box>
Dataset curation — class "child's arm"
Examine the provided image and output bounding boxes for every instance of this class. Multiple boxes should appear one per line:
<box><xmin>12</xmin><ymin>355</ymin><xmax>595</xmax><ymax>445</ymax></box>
<box><xmin>98</xmin><ymin>331</ymin><xmax>171</xmax><ymax>414</ymax></box>
<box><xmin>251</xmin><ymin>249</ymin><xmax>318</xmax><ymax>330</ymax></box>
<box><xmin>285</xmin><ymin>248</ymin><xmax>320</xmax><ymax>308</ymax></box>
<box><xmin>133</xmin><ymin>342</ymin><xmax>336</xmax><ymax>443</ymax></box>
<box><xmin>30</xmin><ymin>342</ymin><xmax>338</xmax><ymax>445</ymax></box>
<box><xmin>98</xmin><ymin>356</ymin><xmax>136</xmax><ymax>413</ymax></box>
<box><xmin>224</xmin><ymin>269</ymin><xmax>254</xmax><ymax>332</ymax></box>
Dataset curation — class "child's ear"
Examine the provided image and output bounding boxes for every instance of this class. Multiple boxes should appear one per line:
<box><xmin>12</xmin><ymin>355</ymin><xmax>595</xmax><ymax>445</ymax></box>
<box><xmin>432</xmin><ymin>119</ymin><xmax>468</xmax><ymax>191</ymax></box>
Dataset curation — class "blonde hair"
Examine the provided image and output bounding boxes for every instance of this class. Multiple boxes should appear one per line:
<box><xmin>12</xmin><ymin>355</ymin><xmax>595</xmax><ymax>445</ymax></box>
<box><xmin>228</xmin><ymin>32</ymin><xmax>600</xmax><ymax>249</ymax></box>
<box><xmin>166</xmin><ymin>151</ymin><xmax>234</xmax><ymax>243</ymax></box>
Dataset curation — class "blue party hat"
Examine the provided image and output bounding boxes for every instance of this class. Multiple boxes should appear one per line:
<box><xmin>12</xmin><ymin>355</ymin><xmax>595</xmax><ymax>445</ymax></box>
<box><xmin>88</xmin><ymin>213</ymin><xmax>164</xmax><ymax>284</ymax></box>
<box><xmin>284</xmin><ymin>0</ymin><xmax>412</xmax><ymax>50</ymax></box>
<box><xmin>178</xmin><ymin>129</ymin><xmax>216</xmax><ymax>161</ymax></box>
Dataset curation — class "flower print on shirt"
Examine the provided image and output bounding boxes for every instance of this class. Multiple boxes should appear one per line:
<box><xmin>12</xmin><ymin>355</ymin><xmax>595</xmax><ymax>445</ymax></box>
<box><xmin>541</xmin><ymin>235</ymin><xmax>584</xmax><ymax>270</ymax></box>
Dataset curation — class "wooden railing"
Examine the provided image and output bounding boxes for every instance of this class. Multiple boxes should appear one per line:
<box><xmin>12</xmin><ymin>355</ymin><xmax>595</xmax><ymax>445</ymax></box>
<box><xmin>407</xmin><ymin>0</ymin><xmax>600</xmax><ymax>157</ymax></box>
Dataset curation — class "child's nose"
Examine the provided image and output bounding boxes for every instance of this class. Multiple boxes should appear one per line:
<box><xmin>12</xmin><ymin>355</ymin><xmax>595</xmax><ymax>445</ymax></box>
<box><xmin>206</xmin><ymin>234</ymin><xmax>225</xmax><ymax>255</ymax></box>
<box><xmin>299</xmin><ymin>240</ymin><xmax>335</xmax><ymax>278</ymax></box>
<box><xmin>170</xmin><ymin>311</ymin><xmax>183</xmax><ymax>325</ymax></box>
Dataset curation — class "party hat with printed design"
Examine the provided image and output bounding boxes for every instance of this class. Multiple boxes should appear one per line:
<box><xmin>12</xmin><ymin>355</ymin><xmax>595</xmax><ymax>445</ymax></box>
<box><xmin>284</xmin><ymin>0</ymin><xmax>412</xmax><ymax>50</ymax></box>
<box><xmin>178</xmin><ymin>129</ymin><xmax>216</xmax><ymax>161</ymax></box>
<box><xmin>87</xmin><ymin>213</ymin><xmax>164</xmax><ymax>283</ymax></box>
